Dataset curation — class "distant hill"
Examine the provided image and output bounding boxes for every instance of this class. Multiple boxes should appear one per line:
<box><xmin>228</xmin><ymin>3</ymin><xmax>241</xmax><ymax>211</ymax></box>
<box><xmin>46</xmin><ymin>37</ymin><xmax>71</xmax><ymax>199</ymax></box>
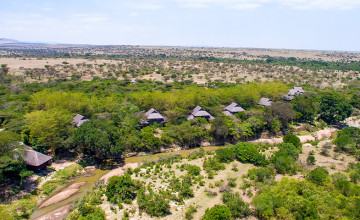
<box><xmin>0</xmin><ymin>38</ymin><xmax>47</xmax><ymax>46</ymax></box>
<box><xmin>0</xmin><ymin>38</ymin><xmax>21</xmax><ymax>44</ymax></box>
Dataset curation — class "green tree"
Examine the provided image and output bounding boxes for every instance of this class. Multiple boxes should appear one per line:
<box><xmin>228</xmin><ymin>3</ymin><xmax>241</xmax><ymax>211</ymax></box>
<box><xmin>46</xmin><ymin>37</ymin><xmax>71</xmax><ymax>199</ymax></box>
<box><xmin>283</xmin><ymin>134</ymin><xmax>301</xmax><ymax>149</ymax></box>
<box><xmin>215</xmin><ymin>148</ymin><xmax>234</xmax><ymax>163</ymax></box>
<box><xmin>232</xmin><ymin>143</ymin><xmax>268</xmax><ymax>166</ymax></box>
<box><xmin>201</xmin><ymin>205</ymin><xmax>232</xmax><ymax>220</ymax></box>
<box><xmin>25</xmin><ymin>108</ymin><xmax>72</xmax><ymax>156</ymax></box>
<box><xmin>292</xmin><ymin>94</ymin><xmax>319</xmax><ymax>123</ymax></box>
<box><xmin>307</xmin><ymin>167</ymin><xmax>329</xmax><ymax>185</ymax></box>
<box><xmin>73</xmin><ymin>121</ymin><xmax>123</xmax><ymax>159</ymax></box>
<box><xmin>0</xmin><ymin>131</ymin><xmax>26</xmax><ymax>184</ymax></box>
<box><xmin>320</xmin><ymin>94</ymin><xmax>353</xmax><ymax>124</ymax></box>
<box><xmin>106</xmin><ymin>174</ymin><xmax>139</xmax><ymax>204</ymax></box>
<box><xmin>222</xmin><ymin>192</ymin><xmax>251</xmax><ymax>218</ymax></box>
<box><xmin>307</xmin><ymin>155</ymin><xmax>316</xmax><ymax>165</ymax></box>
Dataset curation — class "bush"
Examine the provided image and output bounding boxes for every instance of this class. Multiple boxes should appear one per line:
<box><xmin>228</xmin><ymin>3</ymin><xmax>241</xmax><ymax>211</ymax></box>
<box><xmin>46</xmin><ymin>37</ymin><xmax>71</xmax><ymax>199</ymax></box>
<box><xmin>232</xmin><ymin>143</ymin><xmax>268</xmax><ymax>166</ymax></box>
<box><xmin>184</xmin><ymin>164</ymin><xmax>201</xmax><ymax>176</ymax></box>
<box><xmin>215</xmin><ymin>148</ymin><xmax>234</xmax><ymax>163</ymax></box>
<box><xmin>334</xmin><ymin>127</ymin><xmax>360</xmax><ymax>154</ymax></box>
<box><xmin>201</xmin><ymin>205</ymin><xmax>232</xmax><ymax>220</ymax></box>
<box><xmin>248</xmin><ymin>167</ymin><xmax>275</xmax><ymax>183</ymax></box>
<box><xmin>137</xmin><ymin>188</ymin><xmax>170</xmax><ymax>217</ymax></box>
<box><xmin>307</xmin><ymin>167</ymin><xmax>329</xmax><ymax>185</ymax></box>
<box><xmin>203</xmin><ymin>157</ymin><xmax>225</xmax><ymax>173</ymax></box>
<box><xmin>77</xmin><ymin>204</ymin><xmax>106</xmax><ymax>220</ymax></box>
<box><xmin>283</xmin><ymin>134</ymin><xmax>301</xmax><ymax>149</ymax></box>
<box><xmin>273</xmin><ymin>156</ymin><xmax>298</xmax><ymax>175</ymax></box>
<box><xmin>271</xmin><ymin>143</ymin><xmax>299</xmax><ymax>175</ymax></box>
<box><xmin>222</xmin><ymin>192</ymin><xmax>251</xmax><ymax>218</ymax></box>
<box><xmin>307</xmin><ymin>155</ymin><xmax>316</xmax><ymax>165</ymax></box>
<box><xmin>106</xmin><ymin>174</ymin><xmax>140</xmax><ymax>204</ymax></box>
<box><xmin>185</xmin><ymin>205</ymin><xmax>197</xmax><ymax>220</ymax></box>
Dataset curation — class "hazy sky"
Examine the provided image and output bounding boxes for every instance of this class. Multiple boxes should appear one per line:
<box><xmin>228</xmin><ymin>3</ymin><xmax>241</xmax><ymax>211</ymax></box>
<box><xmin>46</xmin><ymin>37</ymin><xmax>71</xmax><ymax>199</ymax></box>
<box><xmin>1</xmin><ymin>0</ymin><xmax>360</xmax><ymax>51</ymax></box>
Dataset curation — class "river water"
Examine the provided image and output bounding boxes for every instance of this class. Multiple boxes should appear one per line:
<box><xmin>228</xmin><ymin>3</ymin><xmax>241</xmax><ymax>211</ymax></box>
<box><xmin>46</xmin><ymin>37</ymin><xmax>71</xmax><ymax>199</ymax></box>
<box><xmin>31</xmin><ymin>146</ymin><xmax>221</xmax><ymax>219</ymax></box>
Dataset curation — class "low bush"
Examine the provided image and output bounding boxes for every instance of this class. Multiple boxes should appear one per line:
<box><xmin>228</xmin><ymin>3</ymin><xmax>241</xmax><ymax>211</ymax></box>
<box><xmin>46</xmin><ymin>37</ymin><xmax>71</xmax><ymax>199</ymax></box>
<box><xmin>215</xmin><ymin>148</ymin><xmax>234</xmax><ymax>163</ymax></box>
<box><xmin>201</xmin><ymin>205</ymin><xmax>232</xmax><ymax>220</ymax></box>
<box><xmin>307</xmin><ymin>167</ymin><xmax>329</xmax><ymax>185</ymax></box>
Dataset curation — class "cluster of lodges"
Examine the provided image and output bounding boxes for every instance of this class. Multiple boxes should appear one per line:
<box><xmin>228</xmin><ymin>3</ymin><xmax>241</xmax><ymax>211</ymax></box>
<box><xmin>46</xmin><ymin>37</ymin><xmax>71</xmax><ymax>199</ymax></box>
<box><xmin>24</xmin><ymin>87</ymin><xmax>305</xmax><ymax>171</ymax></box>
<box><xmin>257</xmin><ymin>86</ymin><xmax>305</xmax><ymax>107</ymax></box>
<box><xmin>140</xmin><ymin>102</ymin><xmax>246</xmax><ymax>126</ymax></box>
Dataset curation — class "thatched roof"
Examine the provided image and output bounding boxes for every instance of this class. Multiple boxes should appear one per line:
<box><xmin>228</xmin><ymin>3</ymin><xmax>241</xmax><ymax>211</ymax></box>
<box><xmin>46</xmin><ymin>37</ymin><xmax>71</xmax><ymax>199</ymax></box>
<box><xmin>145</xmin><ymin>108</ymin><xmax>165</xmax><ymax>120</ymax></box>
<box><xmin>224</xmin><ymin>102</ymin><xmax>245</xmax><ymax>113</ymax></box>
<box><xmin>288</xmin><ymin>87</ymin><xmax>305</xmax><ymax>96</ymax></box>
<box><xmin>188</xmin><ymin>106</ymin><xmax>214</xmax><ymax>120</ymax></box>
<box><xmin>258</xmin><ymin>98</ymin><xmax>272</xmax><ymax>107</ymax></box>
<box><xmin>72</xmin><ymin>114</ymin><xmax>89</xmax><ymax>127</ymax></box>
<box><xmin>25</xmin><ymin>150</ymin><xmax>52</xmax><ymax>167</ymax></box>
<box><xmin>223</xmin><ymin>110</ymin><xmax>233</xmax><ymax>116</ymax></box>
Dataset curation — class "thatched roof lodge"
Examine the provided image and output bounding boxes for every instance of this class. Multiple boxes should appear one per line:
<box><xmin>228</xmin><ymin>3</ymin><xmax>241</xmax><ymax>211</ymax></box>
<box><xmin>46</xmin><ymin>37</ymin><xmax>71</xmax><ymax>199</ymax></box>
<box><xmin>284</xmin><ymin>87</ymin><xmax>305</xmax><ymax>101</ymax></box>
<box><xmin>141</xmin><ymin>108</ymin><xmax>168</xmax><ymax>126</ymax></box>
<box><xmin>72</xmin><ymin>114</ymin><xmax>90</xmax><ymax>127</ymax></box>
<box><xmin>258</xmin><ymin>98</ymin><xmax>273</xmax><ymax>107</ymax></box>
<box><xmin>187</xmin><ymin>106</ymin><xmax>215</xmax><ymax>121</ymax></box>
<box><xmin>223</xmin><ymin>102</ymin><xmax>245</xmax><ymax>116</ymax></box>
<box><xmin>25</xmin><ymin>149</ymin><xmax>52</xmax><ymax>171</ymax></box>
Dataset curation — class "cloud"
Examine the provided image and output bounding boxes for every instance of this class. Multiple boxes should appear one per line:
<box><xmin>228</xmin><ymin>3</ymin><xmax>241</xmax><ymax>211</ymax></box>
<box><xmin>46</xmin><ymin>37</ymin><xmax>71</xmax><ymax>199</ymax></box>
<box><xmin>133</xmin><ymin>3</ymin><xmax>164</xmax><ymax>10</ymax></box>
<box><xmin>175</xmin><ymin>0</ymin><xmax>360</xmax><ymax>9</ymax></box>
<box><xmin>129</xmin><ymin>12</ymin><xmax>140</xmax><ymax>17</ymax></box>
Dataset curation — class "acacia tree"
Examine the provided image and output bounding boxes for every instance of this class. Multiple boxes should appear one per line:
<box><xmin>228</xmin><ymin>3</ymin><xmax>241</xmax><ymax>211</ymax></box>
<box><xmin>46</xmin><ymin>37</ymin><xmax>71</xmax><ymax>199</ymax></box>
<box><xmin>25</xmin><ymin>108</ymin><xmax>72</xmax><ymax>156</ymax></box>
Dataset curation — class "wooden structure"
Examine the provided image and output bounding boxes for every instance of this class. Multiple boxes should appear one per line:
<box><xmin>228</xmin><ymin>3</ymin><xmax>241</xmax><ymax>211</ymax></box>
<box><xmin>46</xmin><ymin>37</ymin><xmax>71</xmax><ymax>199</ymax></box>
<box><xmin>187</xmin><ymin>106</ymin><xmax>215</xmax><ymax>121</ymax></box>
<box><xmin>223</xmin><ymin>102</ymin><xmax>245</xmax><ymax>116</ymax></box>
<box><xmin>25</xmin><ymin>150</ymin><xmax>52</xmax><ymax>171</ymax></box>
<box><xmin>141</xmin><ymin>108</ymin><xmax>168</xmax><ymax>126</ymax></box>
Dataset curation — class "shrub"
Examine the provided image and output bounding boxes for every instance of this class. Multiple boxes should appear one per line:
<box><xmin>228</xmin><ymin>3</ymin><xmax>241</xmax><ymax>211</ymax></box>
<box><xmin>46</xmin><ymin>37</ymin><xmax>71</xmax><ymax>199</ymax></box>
<box><xmin>137</xmin><ymin>188</ymin><xmax>170</xmax><ymax>217</ymax></box>
<box><xmin>307</xmin><ymin>167</ymin><xmax>329</xmax><ymax>185</ymax></box>
<box><xmin>334</xmin><ymin>127</ymin><xmax>360</xmax><ymax>154</ymax></box>
<box><xmin>307</xmin><ymin>155</ymin><xmax>316</xmax><ymax>165</ymax></box>
<box><xmin>106</xmin><ymin>174</ymin><xmax>140</xmax><ymax>204</ymax></box>
<box><xmin>203</xmin><ymin>157</ymin><xmax>225</xmax><ymax>173</ymax></box>
<box><xmin>201</xmin><ymin>205</ymin><xmax>232</xmax><ymax>220</ymax></box>
<box><xmin>77</xmin><ymin>204</ymin><xmax>106</xmax><ymax>220</ymax></box>
<box><xmin>283</xmin><ymin>134</ymin><xmax>301</xmax><ymax>149</ymax></box>
<box><xmin>222</xmin><ymin>192</ymin><xmax>251</xmax><ymax>218</ymax></box>
<box><xmin>184</xmin><ymin>164</ymin><xmax>201</xmax><ymax>176</ymax></box>
<box><xmin>215</xmin><ymin>148</ymin><xmax>234</xmax><ymax>163</ymax></box>
<box><xmin>185</xmin><ymin>205</ymin><xmax>197</xmax><ymax>220</ymax></box>
<box><xmin>232</xmin><ymin>143</ymin><xmax>268</xmax><ymax>166</ymax></box>
<box><xmin>248</xmin><ymin>167</ymin><xmax>275</xmax><ymax>183</ymax></box>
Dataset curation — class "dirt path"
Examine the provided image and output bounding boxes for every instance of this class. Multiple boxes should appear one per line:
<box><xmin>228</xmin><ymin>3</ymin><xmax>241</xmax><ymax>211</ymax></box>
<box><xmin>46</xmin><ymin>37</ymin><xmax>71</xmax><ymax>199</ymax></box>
<box><xmin>39</xmin><ymin>182</ymin><xmax>86</xmax><ymax>208</ymax></box>
<box><xmin>251</xmin><ymin>128</ymin><xmax>336</xmax><ymax>145</ymax></box>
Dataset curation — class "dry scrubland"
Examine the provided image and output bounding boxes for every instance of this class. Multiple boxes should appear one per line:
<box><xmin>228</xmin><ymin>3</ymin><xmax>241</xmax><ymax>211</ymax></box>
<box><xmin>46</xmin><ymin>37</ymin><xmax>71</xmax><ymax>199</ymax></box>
<box><xmin>89</xmin><ymin>132</ymin><xmax>358</xmax><ymax>220</ymax></box>
<box><xmin>1</xmin><ymin>45</ymin><xmax>360</xmax><ymax>88</ymax></box>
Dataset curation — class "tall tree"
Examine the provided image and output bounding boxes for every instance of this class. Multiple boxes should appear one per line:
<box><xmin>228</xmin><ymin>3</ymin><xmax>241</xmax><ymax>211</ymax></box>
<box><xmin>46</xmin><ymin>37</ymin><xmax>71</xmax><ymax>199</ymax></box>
<box><xmin>25</xmin><ymin>108</ymin><xmax>72</xmax><ymax>156</ymax></box>
<box><xmin>320</xmin><ymin>94</ymin><xmax>353</xmax><ymax>124</ymax></box>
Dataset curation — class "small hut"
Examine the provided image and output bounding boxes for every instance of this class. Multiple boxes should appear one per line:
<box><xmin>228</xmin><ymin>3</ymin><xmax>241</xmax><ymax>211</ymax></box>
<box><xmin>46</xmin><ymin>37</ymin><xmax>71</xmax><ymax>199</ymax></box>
<box><xmin>223</xmin><ymin>102</ymin><xmax>245</xmax><ymax>116</ymax></box>
<box><xmin>258</xmin><ymin>98</ymin><xmax>273</xmax><ymax>107</ymax></box>
<box><xmin>141</xmin><ymin>108</ymin><xmax>168</xmax><ymax>126</ymax></box>
<box><xmin>285</xmin><ymin>87</ymin><xmax>305</xmax><ymax>101</ymax></box>
<box><xmin>72</xmin><ymin>114</ymin><xmax>90</xmax><ymax>127</ymax></box>
<box><xmin>25</xmin><ymin>150</ymin><xmax>52</xmax><ymax>171</ymax></box>
<box><xmin>187</xmin><ymin>106</ymin><xmax>215</xmax><ymax>121</ymax></box>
